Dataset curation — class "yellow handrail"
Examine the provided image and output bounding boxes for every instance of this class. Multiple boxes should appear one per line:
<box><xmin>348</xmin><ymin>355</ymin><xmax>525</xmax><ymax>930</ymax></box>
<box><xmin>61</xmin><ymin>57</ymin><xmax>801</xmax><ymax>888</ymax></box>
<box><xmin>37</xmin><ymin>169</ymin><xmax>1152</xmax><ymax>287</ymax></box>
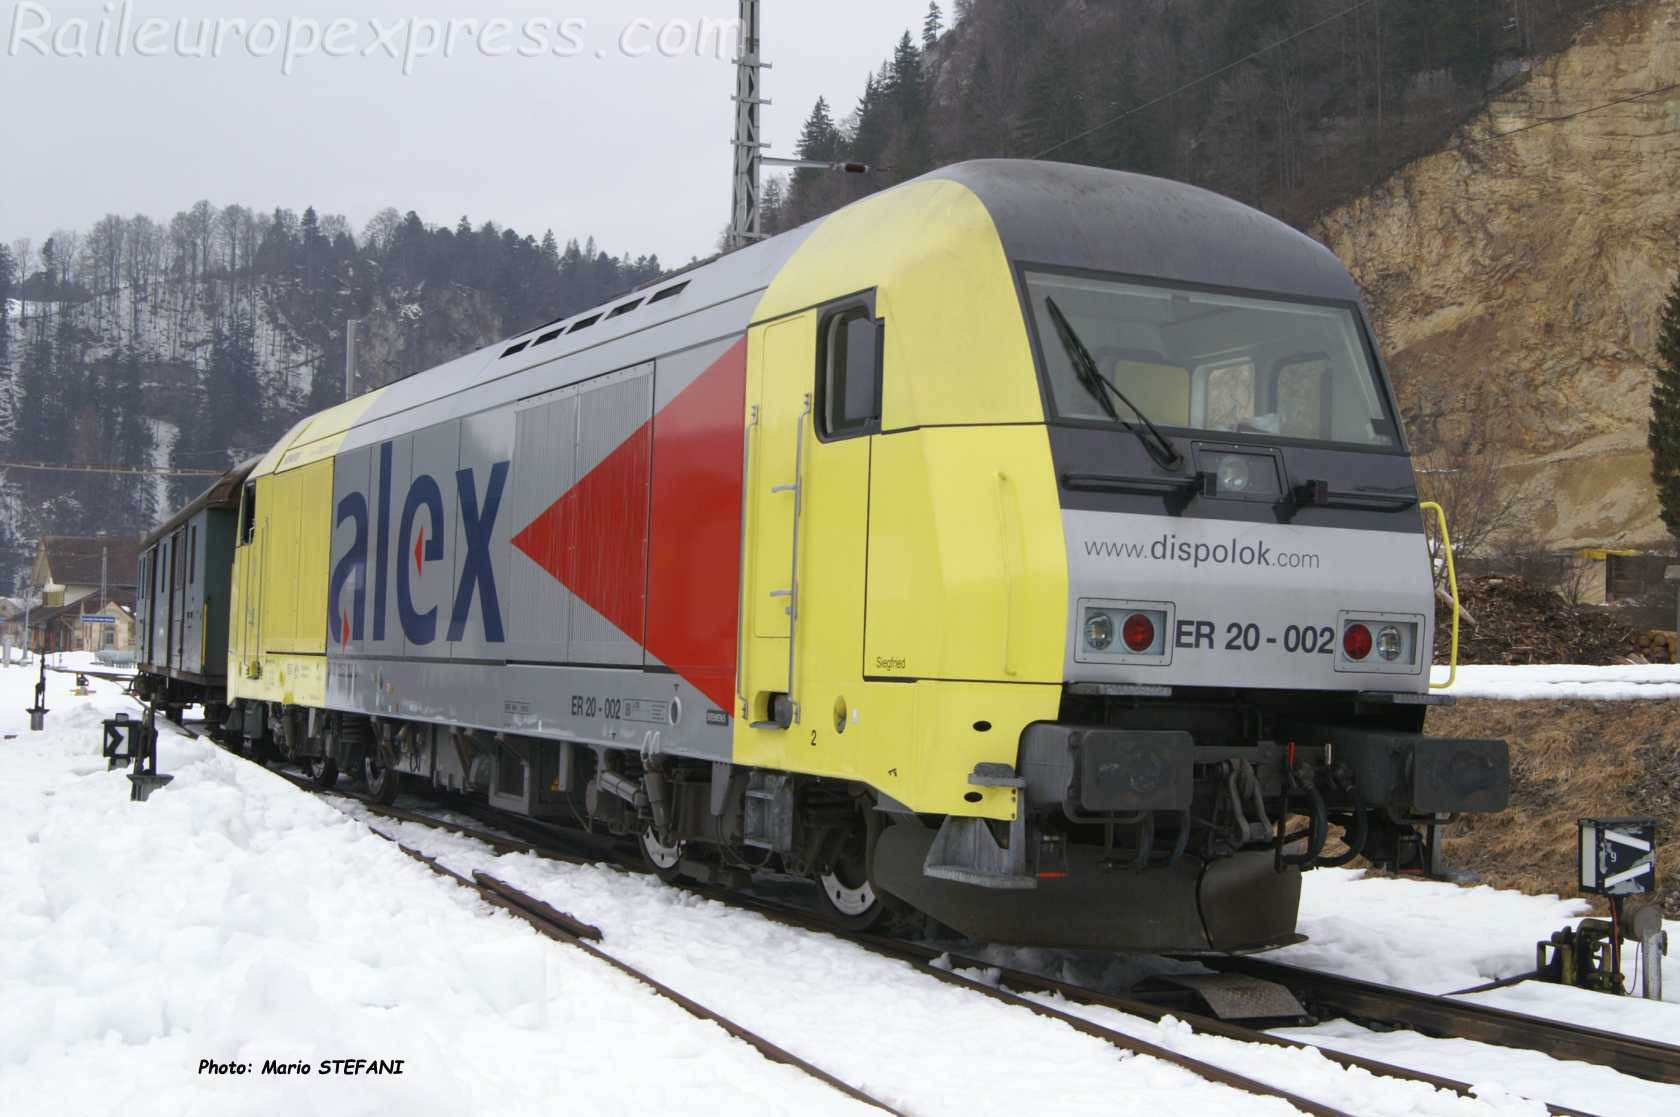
<box><xmin>1420</xmin><ymin>500</ymin><xmax>1458</xmax><ymax>689</ymax></box>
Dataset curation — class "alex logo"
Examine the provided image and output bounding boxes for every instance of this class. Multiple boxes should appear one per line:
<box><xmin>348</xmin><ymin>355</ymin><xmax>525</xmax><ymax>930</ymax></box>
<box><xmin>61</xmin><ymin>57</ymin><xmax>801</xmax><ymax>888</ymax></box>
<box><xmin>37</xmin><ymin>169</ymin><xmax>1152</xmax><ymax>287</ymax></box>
<box><xmin>328</xmin><ymin>442</ymin><xmax>509</xmax><ymax>648</ymax></box>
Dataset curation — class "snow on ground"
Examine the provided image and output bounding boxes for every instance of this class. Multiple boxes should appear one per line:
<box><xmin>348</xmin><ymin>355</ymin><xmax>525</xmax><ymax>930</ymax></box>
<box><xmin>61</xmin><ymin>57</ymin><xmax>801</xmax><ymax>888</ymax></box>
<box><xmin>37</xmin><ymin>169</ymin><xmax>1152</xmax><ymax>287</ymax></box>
<box><xmin>2</xmin><ymin>663</ymin><xmax>1308</xmax><ymax>1117</ymax></box>
<box><xmin>370</xmin><ymin>810</ymin><xmax>1550</xmax><ymax>1117</ymax></box>
<box><xmin>0</xmin><ymin>667</ymin><xmax>868</xmax><ymax>1117</ymax></box>
<box><xmin>1287</xmin><ymin>868</ymin><xmax>1680</xmax><ymax>1041</ymax></box>
<box><xmin>1433</xmin><ymin>663</ymin><xmax>1680</xmax><ymax>700</ymax></box>
<box><xmin>971</xmin><ymin>868</ymin><xmax>1680</xmax><ymax>1116</ymax></box>
<box><xmin>6</xmin><ymin>655</ymin><xmax>1680</xmax><ymax>1116</ymax></box>
<box><xmin>1287</xmin><ymin>869</ymin><xmax>1604</xmax><ymax>994</ymax></box>
<box><xmin>1271</xmin><ymin>869</ymin><xmax>1680</xmax><ymax>1116</ymax></box>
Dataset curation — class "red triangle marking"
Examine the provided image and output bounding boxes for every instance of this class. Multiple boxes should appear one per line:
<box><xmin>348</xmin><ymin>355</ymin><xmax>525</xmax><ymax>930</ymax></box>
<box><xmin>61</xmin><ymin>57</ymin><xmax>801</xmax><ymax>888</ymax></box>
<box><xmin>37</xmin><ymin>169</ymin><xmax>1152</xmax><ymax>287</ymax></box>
<box><xmin>511</xmin><ymin>339</ymin><xmax>747</xmax><ymax>711</ymax></box>
<box><xmin>340</xmin><ymin>611</ymin><xmax>350</xmax><ymax>648</ymax></box>
<box><xmin>414</xmin><ymin>528</ymin><xmax>425</xmax><ymax>576</ymax></box>
<box><xmin>644</xmin><ymin>340</ymin><xmax>748</xmax><ymax>710</ymax></box>
<box><xmin>512</xmin><ymin>417</ymin><xmax>651</xmax><ymax>647</ymax></box>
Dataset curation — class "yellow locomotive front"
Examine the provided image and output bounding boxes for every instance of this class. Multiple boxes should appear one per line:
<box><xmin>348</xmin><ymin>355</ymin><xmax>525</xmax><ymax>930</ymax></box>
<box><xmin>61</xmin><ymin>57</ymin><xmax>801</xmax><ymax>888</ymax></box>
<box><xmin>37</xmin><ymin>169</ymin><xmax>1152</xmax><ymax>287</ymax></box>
<box><xmin>739</xmin><ymin>161</ymin><xmax>1507</xmax><ymax>950</ymax></box>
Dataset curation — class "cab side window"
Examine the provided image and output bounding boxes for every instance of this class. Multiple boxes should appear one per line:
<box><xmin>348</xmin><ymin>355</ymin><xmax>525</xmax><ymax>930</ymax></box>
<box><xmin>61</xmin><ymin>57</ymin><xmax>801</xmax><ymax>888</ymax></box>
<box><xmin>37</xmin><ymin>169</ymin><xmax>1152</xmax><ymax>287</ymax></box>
<box><xmin>239</xmin><ymin>483</ymin><xmax>257</xmax><ymax>545</ymax></box>
<box><xmin>817</xmin><ymin>303</ymin><xmax>883</xmax><ymax>439</ymax></box>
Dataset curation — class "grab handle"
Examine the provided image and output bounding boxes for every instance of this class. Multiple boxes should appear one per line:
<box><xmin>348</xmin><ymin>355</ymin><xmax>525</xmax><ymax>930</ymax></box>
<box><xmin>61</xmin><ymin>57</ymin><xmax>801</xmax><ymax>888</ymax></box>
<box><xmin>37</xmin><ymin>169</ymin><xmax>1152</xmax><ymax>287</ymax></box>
<box><xmin>1420</xmin><ymin>501</ymin><xmax>1458</xmax><ymax>690</ymax></box>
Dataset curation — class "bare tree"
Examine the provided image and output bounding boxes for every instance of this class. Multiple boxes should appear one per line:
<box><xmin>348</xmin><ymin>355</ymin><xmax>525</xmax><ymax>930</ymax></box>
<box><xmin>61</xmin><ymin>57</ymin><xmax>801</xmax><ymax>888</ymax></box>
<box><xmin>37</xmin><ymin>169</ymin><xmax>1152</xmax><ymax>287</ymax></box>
<box><xmin>1414</xmin><ymin>378</ymin><xmax>1535</xmax><ymax>572</ymax></box>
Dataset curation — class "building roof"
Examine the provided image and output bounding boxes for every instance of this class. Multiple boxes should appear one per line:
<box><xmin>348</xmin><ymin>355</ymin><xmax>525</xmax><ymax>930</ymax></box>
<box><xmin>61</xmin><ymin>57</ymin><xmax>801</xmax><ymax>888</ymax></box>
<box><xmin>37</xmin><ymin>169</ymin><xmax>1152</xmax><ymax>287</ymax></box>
<box><xmin>38</xmin><ymin>536</ymin><xmax>141</xmax><ymax>589</ymax></box>
<box><xmin>26</xmin><ymin>589</ymin><xmax>136</xmax><ymax>630</ymax></box>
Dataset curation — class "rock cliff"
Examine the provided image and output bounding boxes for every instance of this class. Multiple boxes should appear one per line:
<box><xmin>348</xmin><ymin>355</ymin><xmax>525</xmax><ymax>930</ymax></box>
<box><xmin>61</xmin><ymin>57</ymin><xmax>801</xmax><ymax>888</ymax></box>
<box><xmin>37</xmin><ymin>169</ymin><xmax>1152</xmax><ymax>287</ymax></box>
<box><xmin>1316</xmin><ymin>0</ymin><xmax>1680</xmax><ymax>551</ymax></box>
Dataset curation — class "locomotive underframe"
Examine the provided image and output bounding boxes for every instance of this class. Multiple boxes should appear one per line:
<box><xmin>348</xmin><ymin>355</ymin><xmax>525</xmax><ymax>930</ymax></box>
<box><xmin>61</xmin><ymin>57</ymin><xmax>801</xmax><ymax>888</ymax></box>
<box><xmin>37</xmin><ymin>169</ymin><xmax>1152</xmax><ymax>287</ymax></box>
<box><xmin>221</xmin><ymin>681</ymin><xmax>1508</xmax><ymax>952</ymax></box>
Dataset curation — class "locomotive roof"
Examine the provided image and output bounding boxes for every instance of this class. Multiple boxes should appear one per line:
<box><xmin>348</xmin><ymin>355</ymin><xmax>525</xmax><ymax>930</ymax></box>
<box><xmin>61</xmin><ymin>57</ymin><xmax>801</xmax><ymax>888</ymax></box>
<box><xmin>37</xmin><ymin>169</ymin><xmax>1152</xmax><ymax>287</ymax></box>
<box><xmin>931</xmin><ymin>160</ymin><xmax>1364</xmax><ymax>305</ymax></box>
<box><xmin>259</xmin><ymin>160</ymin><xmax>1364</xmax><ymax>468</ymax></box>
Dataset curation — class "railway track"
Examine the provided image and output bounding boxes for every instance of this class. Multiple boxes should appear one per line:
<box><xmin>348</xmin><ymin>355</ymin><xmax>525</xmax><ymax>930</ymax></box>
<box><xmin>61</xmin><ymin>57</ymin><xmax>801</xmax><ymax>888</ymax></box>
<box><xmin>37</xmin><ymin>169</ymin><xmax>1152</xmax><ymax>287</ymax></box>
<box><xmin>1201</xmin><ymin>954</ymin><xmax>1680</xmax><ymax>1087</ymax></box>
<box><xmin>178</xmin><ymin>736</ymin><xmax>1353</xmax><ymax>1115</ymax></box>
<box><xmin>236</xmin><ymin>761</ymin><xmax>1609</xmax><ymax>1115</ymax></box>
<box><xmin>388</xmin><ymin>840</ymin><xmax>901</xmax><ymax>1115</ymax></box>
<box><xmin>161</xmin><ymin>711</ymin><xmax>1650</xmax><ymax>1117</ymax></box>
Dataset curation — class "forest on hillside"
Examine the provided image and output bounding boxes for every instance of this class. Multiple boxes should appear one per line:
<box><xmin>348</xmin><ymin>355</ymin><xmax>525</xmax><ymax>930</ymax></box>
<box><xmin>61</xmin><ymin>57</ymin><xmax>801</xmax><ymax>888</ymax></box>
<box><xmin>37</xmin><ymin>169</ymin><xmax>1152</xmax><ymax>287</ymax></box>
<box><xmin>0</xmin><ymin>0</ymin><xmax>1627</xmax><ymax>592</ymax></box>
<box><xmin>0</xmin><ymin>211</ymin><xmax>659</xmax><ymax>588</ymax></box>
<box><xmin>765</xmin><ymin>0</ymin><xmax>1619</xmax><ymax>234</ymax></box>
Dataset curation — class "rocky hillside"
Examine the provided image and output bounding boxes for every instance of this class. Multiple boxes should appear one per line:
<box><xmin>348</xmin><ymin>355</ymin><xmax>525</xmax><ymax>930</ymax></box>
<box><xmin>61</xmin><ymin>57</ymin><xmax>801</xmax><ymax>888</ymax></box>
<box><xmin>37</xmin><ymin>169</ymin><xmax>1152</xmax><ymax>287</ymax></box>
<box><xmin>1316</xmin><ymin>0</ymin><xmax>1680</xmax><ymax>551</ymax></box>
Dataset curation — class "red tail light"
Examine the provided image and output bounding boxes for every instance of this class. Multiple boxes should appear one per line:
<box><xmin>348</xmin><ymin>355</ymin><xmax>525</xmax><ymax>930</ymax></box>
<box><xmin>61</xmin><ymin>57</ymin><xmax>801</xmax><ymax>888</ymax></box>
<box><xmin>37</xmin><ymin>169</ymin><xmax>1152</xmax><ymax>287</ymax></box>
<box><xmin>1122</xmin><ymin>613</ymin><xmax>1156</xmax><ymax>653</ymax></box>
<box><xmin>1343</xmin><ymin>623</ymin><xmax>1373</xmax><ymax>660</ymax></box>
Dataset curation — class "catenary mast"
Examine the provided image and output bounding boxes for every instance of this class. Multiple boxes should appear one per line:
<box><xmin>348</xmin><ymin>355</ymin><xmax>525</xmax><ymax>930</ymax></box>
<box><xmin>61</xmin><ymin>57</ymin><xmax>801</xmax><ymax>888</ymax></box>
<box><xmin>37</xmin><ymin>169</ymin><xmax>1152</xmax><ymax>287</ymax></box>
<box><xmin>727</xmin><ymin>0</ymin><xmax>767</xmax><ymax>251</ymax></box>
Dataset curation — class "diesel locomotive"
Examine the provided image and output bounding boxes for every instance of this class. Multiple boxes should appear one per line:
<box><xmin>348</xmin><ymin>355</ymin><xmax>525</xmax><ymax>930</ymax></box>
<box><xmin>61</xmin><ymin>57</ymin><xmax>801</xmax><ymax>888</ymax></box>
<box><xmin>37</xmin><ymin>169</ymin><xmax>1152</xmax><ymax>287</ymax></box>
<box><xmin>135</xmin><ymin>161</ymin><xmax>1509</xmax><ymax>952</ymax></box>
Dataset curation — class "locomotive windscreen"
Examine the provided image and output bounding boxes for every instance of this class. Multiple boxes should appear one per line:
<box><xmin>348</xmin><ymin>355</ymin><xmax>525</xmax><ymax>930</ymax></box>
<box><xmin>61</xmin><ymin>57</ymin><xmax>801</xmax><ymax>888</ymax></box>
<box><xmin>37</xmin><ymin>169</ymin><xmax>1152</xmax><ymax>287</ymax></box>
<box><xmin>1024</xmin><ymin>271</ymin><xmax>1397</xmax><ymax>449</ymax></box>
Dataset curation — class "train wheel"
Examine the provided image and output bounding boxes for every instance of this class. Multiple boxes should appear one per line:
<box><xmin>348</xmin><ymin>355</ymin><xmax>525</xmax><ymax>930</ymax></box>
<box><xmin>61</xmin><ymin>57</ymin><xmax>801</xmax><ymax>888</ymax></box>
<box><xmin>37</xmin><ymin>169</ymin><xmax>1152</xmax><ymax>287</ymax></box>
<box><xmin>364</xmin><ymin>751</ymin><xmax>401</xmax><ymax>805</ymax></box>
<box><xmin>815</xmin><ymin>847</ymin><xmax>885</xmax><ymax>930</ymax></box>
<box><xmin>639</xmin><ymin>827</ymin><xmax>686</xmax><ymax>883</ymax></box>
<box><xmin>307</xmin><ymin>755</ymin><xmax>339</xmax><ymax>789</ymax></box>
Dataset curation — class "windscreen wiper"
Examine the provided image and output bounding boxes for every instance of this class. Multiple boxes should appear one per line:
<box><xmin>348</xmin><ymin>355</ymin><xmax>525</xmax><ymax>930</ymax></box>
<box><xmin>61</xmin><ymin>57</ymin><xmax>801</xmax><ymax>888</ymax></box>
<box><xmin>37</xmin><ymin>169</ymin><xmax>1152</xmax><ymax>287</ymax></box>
<box><xmin>1045</xmin><ymin>297</ymin><xmax>1182</xmax><ymax>470</ymax></box>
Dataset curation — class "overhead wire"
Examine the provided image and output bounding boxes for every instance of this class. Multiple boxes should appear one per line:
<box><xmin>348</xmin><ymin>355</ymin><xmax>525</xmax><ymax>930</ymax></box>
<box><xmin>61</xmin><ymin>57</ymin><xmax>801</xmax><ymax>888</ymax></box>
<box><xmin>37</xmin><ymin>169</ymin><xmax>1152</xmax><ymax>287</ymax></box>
<box><xmin>0</xmin><ymin>459</ymin><xmax>224</xmax><ymax>478</ymax></box>
<box><xmin>1487</xmin><ymin>80</ymin><xmax>1680</xmax><ymax>138</ymax></box>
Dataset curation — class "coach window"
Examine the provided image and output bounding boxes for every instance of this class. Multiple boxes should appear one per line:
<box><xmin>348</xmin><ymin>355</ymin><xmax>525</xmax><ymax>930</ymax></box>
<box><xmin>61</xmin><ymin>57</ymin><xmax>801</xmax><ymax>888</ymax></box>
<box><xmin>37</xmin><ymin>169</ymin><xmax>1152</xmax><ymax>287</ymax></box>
<box><xmin>188</xmin><ymin>525</ymin><xmax>197</xmax><ymax>584</ymax></box>
<box><xmin>239</xmin><ymin>483</ymin><xmax>257</xmax><ymax>545</ymax></box>
<box><xmin>817</xmin><ymin>302</ymin><xmax>883</xmax><ymax>439</ymax></box>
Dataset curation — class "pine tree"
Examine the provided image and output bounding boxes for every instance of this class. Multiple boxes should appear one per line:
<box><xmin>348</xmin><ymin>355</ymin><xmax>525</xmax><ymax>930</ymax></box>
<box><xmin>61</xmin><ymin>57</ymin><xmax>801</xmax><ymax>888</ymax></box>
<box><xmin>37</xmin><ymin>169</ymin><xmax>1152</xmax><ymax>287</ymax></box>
<box><xmin>797</xmin><ymin>97</ymin><xmax>841</xmax><ymax>161</ymax></box>
<box><xmin>923</xmin><ymin>2</ymin><xmax>943</xmax><ymax>49</ymax></box>
<box><xmin>1650</xmin><ymin>268</ymin><xmax>1680</xmax><ymax>545</ymax></box>
<box><xmin>889</xmin><ymin>32</ymin><xmax>925</xmax><ymax>119</ymax></box>
<box><xmin>761</xmin><ymin>176</ymin><xmax>787</xmax><ymax>236</ymax></box>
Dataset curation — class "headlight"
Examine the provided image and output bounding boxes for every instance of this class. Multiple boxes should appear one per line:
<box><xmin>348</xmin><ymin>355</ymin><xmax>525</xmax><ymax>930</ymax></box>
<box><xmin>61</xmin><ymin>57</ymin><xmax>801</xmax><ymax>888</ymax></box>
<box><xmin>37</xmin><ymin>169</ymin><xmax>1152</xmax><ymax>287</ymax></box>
<box><xmin>1217</xmin><ymin>454</ymin><xmax>1251</xmax><ymax>493</ymax></box>
<box><xmin>1079</xmin><ymin>603</ymin><xmax>1171</xmax><ymax>661</ymax></box>
<box><xmin>1084</xmin><ymin>611</ymin><xmax>1115</xmax><ymax>651</ymax></box>
<box><xmin>1377</xmin><ymin>625</ymin><xmax>1404</xmax><ymax>662</ymax></box>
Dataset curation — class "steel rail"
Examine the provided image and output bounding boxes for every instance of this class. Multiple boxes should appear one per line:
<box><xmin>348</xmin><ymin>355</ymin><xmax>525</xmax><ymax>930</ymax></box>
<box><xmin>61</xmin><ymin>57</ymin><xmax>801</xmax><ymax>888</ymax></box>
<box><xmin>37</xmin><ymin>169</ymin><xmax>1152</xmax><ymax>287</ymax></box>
<box><xmin>1202</xmin><ymin>955</ymin><xmax>1680</xmax><ymax>1087</ymax></box>
<box><xmin>342</xmin><ymin>815</ymin><xmax>903</xmax><ymax>1113</ymax></box>
<box><xmin>195</xmin><ymin>734</ymin><xmax>1607</xmax><ymax>1116</ymax></box>
<box><xmin>337</xmin><ymin>796</ymin><xmax>1356</xmax><ymax>1114</ymax></box>
<box><xmin>390</xmin><ymin>844</ymin><xmax>899</xmax><ymax>1113</ymax></box>
<box><xmin>232</xmin><ymin>750</ymin><xmax>1353</xmax><ymax>1115</ymax></box>
<box><xmin>697</xmin><ymin>892</ymin><xmax>1596</xmax><ymax>1117</ymax></box>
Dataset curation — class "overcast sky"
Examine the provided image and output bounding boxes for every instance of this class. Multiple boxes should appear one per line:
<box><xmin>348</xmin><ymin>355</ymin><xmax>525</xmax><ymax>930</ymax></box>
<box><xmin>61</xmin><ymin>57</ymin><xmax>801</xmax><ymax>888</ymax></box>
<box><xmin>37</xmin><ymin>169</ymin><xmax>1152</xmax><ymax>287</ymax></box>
<box><xmin>1</xmin><ymin>0</ymin><xmax>928</xmax><ymax>266</ymax></box>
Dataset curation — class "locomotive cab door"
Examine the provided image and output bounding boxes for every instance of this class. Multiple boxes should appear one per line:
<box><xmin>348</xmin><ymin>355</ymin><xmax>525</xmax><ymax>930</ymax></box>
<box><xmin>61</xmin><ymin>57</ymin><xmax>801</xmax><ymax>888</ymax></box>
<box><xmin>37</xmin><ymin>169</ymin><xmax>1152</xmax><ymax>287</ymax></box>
<box><xmin>740</xmin><ymin>298</ymin><xmax>879</xmax><ymax>771</ymax></box>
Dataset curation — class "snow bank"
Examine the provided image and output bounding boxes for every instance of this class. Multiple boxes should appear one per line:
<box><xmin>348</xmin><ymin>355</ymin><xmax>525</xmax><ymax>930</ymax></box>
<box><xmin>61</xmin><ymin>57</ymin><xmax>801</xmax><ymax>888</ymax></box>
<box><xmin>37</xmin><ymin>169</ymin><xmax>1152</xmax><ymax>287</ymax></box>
<box><xmin>1279</xmin><ymin>870</ymin><xmax>1680</xmax><ymax>1115</ymax></box>
<box><xmin>1433</xmin><ymin>664</ymin><xmax>1680</xmax><ymax>700</ymax></box>
<box><xmin>0</xmin><ymin>671</ymin><xmax>867</xmax><ymax>1116</ymax></box>
<box><xmin>7</xmin><ymin>660</ymin><xmax>1677</xmax><ymax>1116</ymax></box>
